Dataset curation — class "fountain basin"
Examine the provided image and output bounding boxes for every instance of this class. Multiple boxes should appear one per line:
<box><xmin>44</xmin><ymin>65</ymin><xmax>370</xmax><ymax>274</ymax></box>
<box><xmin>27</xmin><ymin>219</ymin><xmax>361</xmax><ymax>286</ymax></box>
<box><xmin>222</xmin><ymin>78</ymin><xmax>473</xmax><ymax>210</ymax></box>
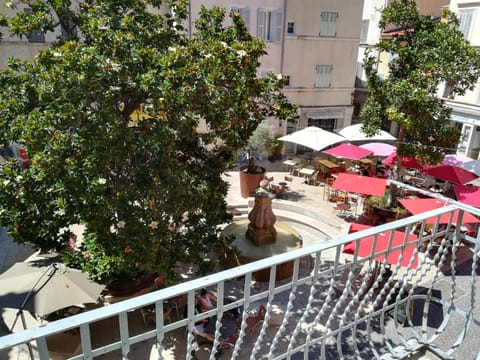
<box><xmin>221</xmin><ymin>219</ymin><xmax>302</xmax><ymax>281</ymax></box>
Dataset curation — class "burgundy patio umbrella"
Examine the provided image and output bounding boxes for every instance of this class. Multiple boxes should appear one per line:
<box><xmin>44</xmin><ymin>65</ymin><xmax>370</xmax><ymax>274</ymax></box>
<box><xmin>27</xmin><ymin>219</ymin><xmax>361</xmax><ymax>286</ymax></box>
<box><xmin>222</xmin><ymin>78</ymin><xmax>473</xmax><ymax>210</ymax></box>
<box><xmin>383</xmin><ymin>152</ymin><xmax>427</xmax><ymax>170</ymax></box>
<box><xmin>343</xmin><ymin>224</ymin><xmax>418</xmax><ymax>268</ymax></box>
<box><xmin>332</xmin><ymin>173</ymin><xmax>387</xmax><ymax>197</ymax></box>
<box><xmin>453</xmin><ymin>184</ymin><xmax>480</xmax><ymax>207</ymax></box>
<box><xmin>322</xmin><ymin>143</ymin><xmax>373</xmax><ymax>160</ymax></box>
<box><xmin>421</xmin><ymin>164</ymin><xmax>478</xmax><ymax>185</ymax></box>
<box><xmin>398</xmin><ymin>198</ymin><xmax>480</xmax><ymax>225</ymax></box>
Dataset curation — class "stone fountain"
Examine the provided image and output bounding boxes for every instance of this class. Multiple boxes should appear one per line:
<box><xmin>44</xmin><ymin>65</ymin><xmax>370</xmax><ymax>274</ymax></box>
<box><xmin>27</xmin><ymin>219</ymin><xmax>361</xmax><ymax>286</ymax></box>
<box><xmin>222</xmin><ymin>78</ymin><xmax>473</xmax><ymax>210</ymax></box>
<box><xmin>222</xmin><ymin>190</ymin><xmax>302</xmax><ymax>281</ymax></box>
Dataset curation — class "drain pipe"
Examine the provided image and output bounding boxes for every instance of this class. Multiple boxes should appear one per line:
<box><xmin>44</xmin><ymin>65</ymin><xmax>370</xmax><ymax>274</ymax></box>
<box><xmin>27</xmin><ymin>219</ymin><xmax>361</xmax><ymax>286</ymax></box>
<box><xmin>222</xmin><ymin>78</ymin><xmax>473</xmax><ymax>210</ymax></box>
<box><xmin>280</xmin><ymin>0</ymin><xmax>287</xmax><ymax>77</ymax></box>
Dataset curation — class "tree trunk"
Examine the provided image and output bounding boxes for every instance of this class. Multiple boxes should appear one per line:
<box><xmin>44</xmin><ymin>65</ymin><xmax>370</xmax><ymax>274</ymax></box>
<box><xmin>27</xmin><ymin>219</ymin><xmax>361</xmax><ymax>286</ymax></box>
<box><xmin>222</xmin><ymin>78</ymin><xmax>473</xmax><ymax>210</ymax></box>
<box><xmin>390</xmin><ymin>127</ymin><xmax>406</xmax><ymax>208</ymax></box>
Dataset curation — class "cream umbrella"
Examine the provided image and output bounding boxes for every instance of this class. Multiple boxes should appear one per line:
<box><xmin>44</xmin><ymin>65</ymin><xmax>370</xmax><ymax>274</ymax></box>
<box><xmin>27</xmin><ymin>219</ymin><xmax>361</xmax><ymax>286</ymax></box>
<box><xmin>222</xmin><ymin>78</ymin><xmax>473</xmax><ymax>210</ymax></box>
<box><xmin>278</xmin><ymin>126</ymin><xmax>346</xmax><ymax>151</ymax></box>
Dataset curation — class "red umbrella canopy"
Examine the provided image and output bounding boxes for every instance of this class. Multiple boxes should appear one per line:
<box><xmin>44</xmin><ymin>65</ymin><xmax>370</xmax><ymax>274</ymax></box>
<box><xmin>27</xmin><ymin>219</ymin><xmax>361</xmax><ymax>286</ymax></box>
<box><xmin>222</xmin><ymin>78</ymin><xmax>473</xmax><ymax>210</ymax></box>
<box><xmin>343</xmin><ymin>224</ymin><xmax>418</xmax><ymax>268</ymax></box>
<box><xmin>421</xmin><ymin>164</ymin><xmax>478</xmax><ymax>185</ymax></box>
<box><xmin>453</xmin><ymin>184</ymin><xmax>480</xmax><ymax>207</ymax></box>
<box><xmin>398</xmin><ymin>198</ymin><xmax>480</xmax><ymax>224</ymax></box>
<box><xmin>332</xmin><ymin>173</ymin><xmax>387</xmax><ymax>196</ymax></box>
<box><xmin>383</xmin><ymin>152</ymin><xmax>427</xmax><ymax>170</ymax></box>
<box><xmin>322</xmin><ymin>143</ymin><xmax>373</xmax><ymax>160</ymax></box>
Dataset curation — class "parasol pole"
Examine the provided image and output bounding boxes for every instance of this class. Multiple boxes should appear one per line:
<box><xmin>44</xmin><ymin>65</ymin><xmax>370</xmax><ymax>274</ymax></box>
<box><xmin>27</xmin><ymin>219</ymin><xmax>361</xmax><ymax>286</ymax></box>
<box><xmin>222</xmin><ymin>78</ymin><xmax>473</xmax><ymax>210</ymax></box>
<box><xmin>9</xmin><ymin>263</ymin><xmax>57</xmax><ymax>360</ymax></box>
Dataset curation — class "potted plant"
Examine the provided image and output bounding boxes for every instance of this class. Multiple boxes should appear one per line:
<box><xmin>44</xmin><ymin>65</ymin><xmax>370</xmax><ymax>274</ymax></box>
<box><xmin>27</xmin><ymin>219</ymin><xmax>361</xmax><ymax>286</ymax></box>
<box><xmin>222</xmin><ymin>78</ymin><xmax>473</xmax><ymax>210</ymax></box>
<box><xmin>268</xmin><ymin>135</ymin><xmax>284</xmax><ymax>162</ymax></box>
<box><xmin>364</xmin><ymin>189</ymin><xmax>408</xmax><ymax>223</ymax></box>
<box><xmin>239</xmin><ymin>125</ymin><xmax>276</xmax><ymax>198</ymax></box>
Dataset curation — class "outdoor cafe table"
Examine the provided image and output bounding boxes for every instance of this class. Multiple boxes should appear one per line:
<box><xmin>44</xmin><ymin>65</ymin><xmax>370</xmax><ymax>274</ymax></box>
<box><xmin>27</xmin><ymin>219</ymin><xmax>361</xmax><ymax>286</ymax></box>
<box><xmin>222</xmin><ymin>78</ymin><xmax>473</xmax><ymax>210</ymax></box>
<box><xmin>283</xmin><ymin>158</ymin><xmax>300</xmax><ymax>173</ymax></box>
<box><xmin>316</xmin><ymin>159</ymin><xmax>339</xmax><ymax>178</ymax></box>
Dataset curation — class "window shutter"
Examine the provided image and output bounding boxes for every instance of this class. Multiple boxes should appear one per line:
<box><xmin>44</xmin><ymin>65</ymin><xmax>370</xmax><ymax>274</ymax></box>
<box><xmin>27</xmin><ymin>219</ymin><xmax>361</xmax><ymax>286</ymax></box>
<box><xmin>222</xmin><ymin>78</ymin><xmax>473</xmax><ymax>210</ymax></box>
<box><xmin>360</xmin><ymin>20</ymin><xmax>369</xmax><ymax>43</ymax></box>
<box><xmin>274</xmin><ymin>8</ymin><xmax>283</xmax><ymax>42</ymax></box>
<box><xmin>257</xmin><ymin>8</ymin><xmax>265</xmax><ymax>39</ymax></box>
<box><xmin>24</xmin><ymin>8</ymin><xmax>45</xmax><ymax>43</ymax></box>
<box><xmin>315</xmin><ymin>65</ymin><xmax>332</xmax><ymax>87</ymax></box>
<box><xmin>458</xmin><ymin>11</ymin><xmax>473</xmax><ymax>39</ymax></box>
<box><xmin>240</xmin><ymin>7</ymin><xmax>250</xmax><ymax>31</ymax></box>
<box><xmin>320</xmin><ymin>12</ymin><xmax>338</xmax><ymax>37</ymax></box>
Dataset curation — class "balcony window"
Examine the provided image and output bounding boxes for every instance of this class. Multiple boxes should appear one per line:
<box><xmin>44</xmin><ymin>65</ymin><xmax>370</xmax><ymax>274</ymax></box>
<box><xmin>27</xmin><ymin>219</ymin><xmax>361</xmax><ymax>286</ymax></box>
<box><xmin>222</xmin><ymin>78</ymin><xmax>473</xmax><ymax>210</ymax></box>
<box><xmin>457</xmin><ymin>10</ymin><xmax>474</xmax><ymax>40</ymax></box>
<box><xmin>230</xmin><ymin>5</ymin><xmax>250</xmax><ymax>31</ymax></box>
<box><xmin>315</xmin><ymin>65</ymin><xmax>332</xmax><ymax>88</ymax></box>
<box><xmin>24</xmin><ymin>8</ymin><xmax>45</xmax><ymax>43</ymax></box>
<box><xmin>360</xmin><ymin>19</ymin><xmax>369</xmax><ymax>43</ymax></box>
<box><xmin>257</xmin><ymin>8</ymin><xmax>283</xmax><ymax>42</ymax></box>
<box><xmin>320</xmin><ymin>11</ymin><xmax>338</xmax><ymax>37</ymax></box>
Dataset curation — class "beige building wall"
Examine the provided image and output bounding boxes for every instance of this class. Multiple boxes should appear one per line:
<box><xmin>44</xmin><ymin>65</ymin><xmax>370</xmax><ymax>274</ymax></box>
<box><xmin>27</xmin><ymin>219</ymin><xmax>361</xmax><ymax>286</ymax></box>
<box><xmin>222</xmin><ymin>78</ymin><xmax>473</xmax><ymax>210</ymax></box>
<box><xmin>281</xmin><ymin>0</ymin><xmax>362</xmax><ymax>154</ymax></box>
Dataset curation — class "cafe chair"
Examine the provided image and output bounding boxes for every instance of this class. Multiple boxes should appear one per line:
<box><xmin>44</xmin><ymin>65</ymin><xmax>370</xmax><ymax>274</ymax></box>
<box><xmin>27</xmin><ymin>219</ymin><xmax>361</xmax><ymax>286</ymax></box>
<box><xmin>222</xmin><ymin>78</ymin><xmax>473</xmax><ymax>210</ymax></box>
<box><xmin>333</xmin><ymin>202</ymin><xmax>352</xmax><ymax>217</ymax></box>
<box><xmin>245</xmin><ymin>304</ymin><xmax>266</xmax><ymax>333</ymax></box>
<box><xmin>168</xmin><ymin>294</ymin><xmax>188</xmax><ymax>318</ymax></box>
<box><xmin>141</xmin><ymin>306</ymin><xmax>172</xmax><ymax>326</ymax></box>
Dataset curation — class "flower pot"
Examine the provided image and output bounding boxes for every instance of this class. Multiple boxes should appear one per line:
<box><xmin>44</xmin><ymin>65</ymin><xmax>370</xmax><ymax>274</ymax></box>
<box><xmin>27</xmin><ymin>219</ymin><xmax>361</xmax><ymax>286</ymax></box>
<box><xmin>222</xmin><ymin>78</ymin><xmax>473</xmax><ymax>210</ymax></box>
<box><xmin>105</xmin><ymin>272</ymin><xmax>157</xmax><ymax>297</ymax></box>
<box><xmin>239</xmin><ymin>165</ymin><xmax>266</xmax><ymax>198</ymax></box>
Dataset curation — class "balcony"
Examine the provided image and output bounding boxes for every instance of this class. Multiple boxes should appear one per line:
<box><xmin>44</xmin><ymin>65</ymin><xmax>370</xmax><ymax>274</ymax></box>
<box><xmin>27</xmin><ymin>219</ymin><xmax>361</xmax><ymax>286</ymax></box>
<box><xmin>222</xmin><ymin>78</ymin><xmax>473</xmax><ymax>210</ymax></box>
<box><xmin>1</xmin><ymin>181</ymin><xmax>480</xmax><ymax>359</ymax></box>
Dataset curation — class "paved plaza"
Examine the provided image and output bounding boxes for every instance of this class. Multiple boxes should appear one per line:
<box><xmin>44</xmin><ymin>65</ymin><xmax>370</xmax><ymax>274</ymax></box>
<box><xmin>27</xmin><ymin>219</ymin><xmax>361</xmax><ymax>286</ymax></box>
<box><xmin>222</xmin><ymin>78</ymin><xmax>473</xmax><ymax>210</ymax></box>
<box><xmin>1</xmin><ymin>156</ymin><xmax>479</xmax><ymax>359</ymax></box>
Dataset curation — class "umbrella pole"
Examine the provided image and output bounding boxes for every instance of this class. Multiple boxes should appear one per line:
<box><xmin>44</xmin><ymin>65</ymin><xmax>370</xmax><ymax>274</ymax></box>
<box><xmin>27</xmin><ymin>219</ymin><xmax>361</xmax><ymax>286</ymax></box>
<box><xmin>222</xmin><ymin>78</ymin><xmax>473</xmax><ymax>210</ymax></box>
<box><xmin>10</xmin><ymin>264</ymin><xmax>56</xmax><ymax>360</ymax></box>
<box><xmin>9</xmin><ymin>310</ymin><xmax>35</xmax><ymax>360</ymax></box>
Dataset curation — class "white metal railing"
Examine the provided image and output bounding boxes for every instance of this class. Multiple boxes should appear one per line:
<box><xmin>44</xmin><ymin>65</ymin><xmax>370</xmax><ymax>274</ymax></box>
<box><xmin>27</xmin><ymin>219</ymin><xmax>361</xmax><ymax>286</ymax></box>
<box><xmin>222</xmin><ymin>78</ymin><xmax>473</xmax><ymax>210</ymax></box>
<box><xmin>1</xmin><ymin>187</ymin><xmax>480</xmax><ymax>359</ymax></box>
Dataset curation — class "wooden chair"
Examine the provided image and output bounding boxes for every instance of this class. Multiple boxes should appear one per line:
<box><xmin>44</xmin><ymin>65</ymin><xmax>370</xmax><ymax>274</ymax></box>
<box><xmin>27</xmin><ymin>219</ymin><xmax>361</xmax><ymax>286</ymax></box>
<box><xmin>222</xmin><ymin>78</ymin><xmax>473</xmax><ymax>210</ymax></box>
<box><xmin>141</xmin><ymin>307</ymin><xmax>172</xmax><ymax>326</ymax></box>
<box><xmin>245</xmin><ymin>305</ymin><xmax>266</xmax><ymax>333</ymax></box>
<box><xmin>333</xmin><ymin>203</ymin><xmax>352</xmax><ymax>217</ymax></box>
<box><xmin>168</xmin><ymin>295</ymin><xmax>188</xmax><ymax>318</ymax></box>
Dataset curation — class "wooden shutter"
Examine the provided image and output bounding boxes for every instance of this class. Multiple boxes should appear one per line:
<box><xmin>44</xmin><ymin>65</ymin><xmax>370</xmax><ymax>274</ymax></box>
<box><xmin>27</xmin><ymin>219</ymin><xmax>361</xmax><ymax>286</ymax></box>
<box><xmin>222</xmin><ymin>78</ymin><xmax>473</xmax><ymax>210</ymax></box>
<box><xmin>257</xmin><ymin>8</ymin><xmax>265</xmax><ymax>39</ymax></box>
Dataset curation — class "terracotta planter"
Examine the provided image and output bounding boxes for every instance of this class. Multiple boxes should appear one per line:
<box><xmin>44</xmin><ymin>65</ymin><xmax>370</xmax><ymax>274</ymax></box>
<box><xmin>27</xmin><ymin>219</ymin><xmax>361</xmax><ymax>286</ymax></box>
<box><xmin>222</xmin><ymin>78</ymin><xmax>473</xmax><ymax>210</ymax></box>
<box><xmin>239</xmin><ymin>165</ymin><xmax>266</xmax><ymax>198</ymax></box>
<box><xmin>105</xmin><ymin>272</ymin><xmax>157</xmax><ymax>297</ymax></box>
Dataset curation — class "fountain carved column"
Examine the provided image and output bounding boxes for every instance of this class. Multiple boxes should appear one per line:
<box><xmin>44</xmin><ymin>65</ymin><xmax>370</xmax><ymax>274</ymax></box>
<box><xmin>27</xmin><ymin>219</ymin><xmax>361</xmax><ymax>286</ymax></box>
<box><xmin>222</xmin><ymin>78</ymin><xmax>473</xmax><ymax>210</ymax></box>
<box><xmin>246</xmin><ymin>194</ymin><xmax>277</xmax><ymax>245</ymax></box>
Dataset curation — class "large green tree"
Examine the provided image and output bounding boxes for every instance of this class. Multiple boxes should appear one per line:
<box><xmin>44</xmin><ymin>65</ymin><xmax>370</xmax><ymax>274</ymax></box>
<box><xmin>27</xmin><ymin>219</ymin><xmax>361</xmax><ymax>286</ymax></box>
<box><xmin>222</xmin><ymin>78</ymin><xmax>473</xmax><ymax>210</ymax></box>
<box><xmin>361</xmin><ymin>0</ymin><xmax>480</xmax><ymax>203</ymax></box>
<box><xmin>0</xmin><ymin>0</ymin><xmax>297</xmax><ymax>282</ymax></box>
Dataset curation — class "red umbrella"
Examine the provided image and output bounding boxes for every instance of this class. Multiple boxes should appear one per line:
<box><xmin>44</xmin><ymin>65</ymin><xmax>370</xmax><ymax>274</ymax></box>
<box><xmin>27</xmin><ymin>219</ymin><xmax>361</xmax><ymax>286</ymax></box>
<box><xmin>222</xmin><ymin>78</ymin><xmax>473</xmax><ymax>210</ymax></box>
<box><xmin>398</xmin><ymin>198</ymin><xmax>480</xmax><ymax>224</ymax></box>
<box><xmin>332</xmin><ymin>173</ymin><xmax>387</xmax><ymax>197</ymax></box>
<box><xmin>383</xmin><ymin>152</ymin><xmax>426</xmax><ymax>170</ymax></box>
<box><xmin>453</xmin><ymin>184</ymin><xmax>480</xmax><ymax>207</ymax></box>
<box><xmin>421</xmin><ymin>164</ymin><xmax>478</xmax><ymax>185</ymax></box>
<box><xmin>343</xmin><ymin>224</ymin><xmax>418</xmax><ymax>268</ymax></box>
<box><xmin>323</xmin><ymin>143</ymin><xmax>373</xmax><ymax>160</ymax></box>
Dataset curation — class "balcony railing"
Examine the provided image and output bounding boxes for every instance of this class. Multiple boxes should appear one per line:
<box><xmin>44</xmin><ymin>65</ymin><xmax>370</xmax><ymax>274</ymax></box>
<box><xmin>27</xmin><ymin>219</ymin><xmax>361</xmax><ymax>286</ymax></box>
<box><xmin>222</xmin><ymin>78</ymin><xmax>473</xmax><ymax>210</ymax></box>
<box><xmin>1</xmin><ymin>182</ymin><xmax>480</xmax><ymax>359</ymax></box>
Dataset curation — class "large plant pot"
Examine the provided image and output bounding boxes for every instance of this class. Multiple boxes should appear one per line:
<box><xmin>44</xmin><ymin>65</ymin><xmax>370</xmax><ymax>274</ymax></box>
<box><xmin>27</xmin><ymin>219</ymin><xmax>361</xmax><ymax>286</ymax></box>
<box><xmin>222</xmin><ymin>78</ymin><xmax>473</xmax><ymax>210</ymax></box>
<box><xmin>239</xmin><ymin>165</ymin><xmax>266</xmax><ymax>198</ymax></box>
<box><xmin>105</xmin><ymin>272</ymin><xmax>157</xmax><ymax>297</ymax></box>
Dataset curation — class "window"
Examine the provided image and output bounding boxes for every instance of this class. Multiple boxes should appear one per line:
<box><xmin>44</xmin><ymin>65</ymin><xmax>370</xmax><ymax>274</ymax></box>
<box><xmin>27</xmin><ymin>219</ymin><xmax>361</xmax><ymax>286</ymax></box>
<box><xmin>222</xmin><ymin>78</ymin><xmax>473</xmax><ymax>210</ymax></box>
<box><xmin>457</xmin><ymin>10</ymin><xmax>474</xmax><ymax>40</ymax></box>
<box><xmin>320</xmin><ymin>12</ymin><xmax>338</xmax><ymax>37</ymax></box>
<box><xmin>257</xmin><ymin>8</ymin><xmax>283</xmax><ymax>42</ymax></box>
<box><xmin>287</xmin><ymin>22</ymin><xmax>295</xmax><ymax>35</ymax></box>
<box><xmin>230</xmin><ymin>6</ymin><xmax>250</xmax><ymax>31</ymax></box>
<box><xmin>315</xmin><ymin>65</ymin><xmax>332</xmax><ymax>88</ymax></box>
<box><xmin>260</xmin><ymin>69</ymin><xmax>274</xmax><ymax>78</ymax></box>
<box><xmin>443</xmin><ymin>83</ymin><xmax>454</xmax><ymax>99</ymax></box>
<box><xmin>60</xmin><ymin>14</ymin><xmax>77</xmax><ymax>41</ymax></box>
<box><xmin>24</xmin><ymin>8</ymin><xmax>45</xmax><ymax>43</ymax></box>
<box><xmin>283</xmin><ymin>75</ymin><xmax>290</xmax><ymax>87</ymax></box>
<box><xmin>308</xmin><ymin>118</ymin><xmax>336</xmax><ymax>132</ymax></box>
<box><xmin>360</xmin><ymin>20</ymin><xmax>369</xmax><ymax>43</ymax></box>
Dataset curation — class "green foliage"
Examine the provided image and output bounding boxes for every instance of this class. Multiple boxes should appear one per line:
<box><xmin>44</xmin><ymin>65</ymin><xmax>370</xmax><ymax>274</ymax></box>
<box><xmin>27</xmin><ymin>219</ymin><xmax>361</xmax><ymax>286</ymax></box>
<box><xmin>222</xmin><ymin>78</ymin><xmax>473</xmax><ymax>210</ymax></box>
<box><xmin>361</xmin><ymin>0</ymin><xmax>480</xmax><ymax>165</ymax></box>
<box><xmin>0</xmin><ymin>1</ymin><xmax>297</xmax><ymax>282</ymax></box>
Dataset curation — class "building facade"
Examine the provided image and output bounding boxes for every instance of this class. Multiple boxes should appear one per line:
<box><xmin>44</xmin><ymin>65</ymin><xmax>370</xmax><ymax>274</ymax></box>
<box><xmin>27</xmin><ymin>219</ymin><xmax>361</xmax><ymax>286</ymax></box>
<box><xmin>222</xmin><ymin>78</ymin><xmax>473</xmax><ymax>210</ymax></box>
<box><xmin>2</xmin><ymin>1</ymin><xmax>364</xmax><ymax>154</ymax></box>
<box><xmin>189</xmin><ymin>0</ymin><xmax>364</xmax><ymax>153</ymax></box>
<box><xmin>442</xmin><ymin>0</ymin><xmax>480</xmax><ymax>159</ymax></box>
